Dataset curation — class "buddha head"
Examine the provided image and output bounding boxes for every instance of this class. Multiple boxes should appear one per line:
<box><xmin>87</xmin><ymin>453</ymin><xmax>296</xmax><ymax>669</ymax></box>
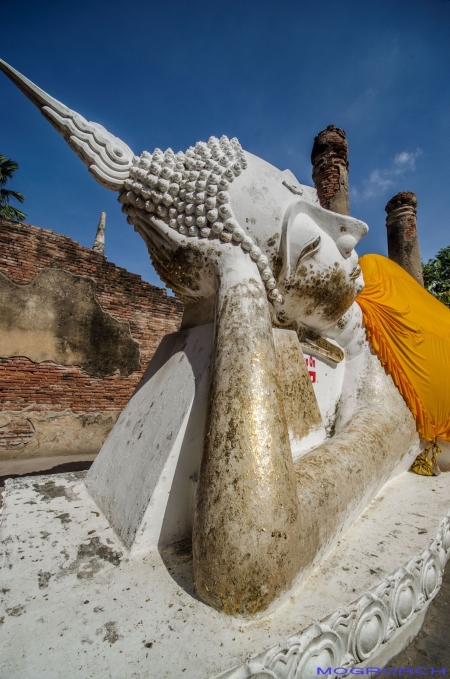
<box><xmin>0</xmin><ymin>59</ymin><xmax>368</xmax><ymax>333</ymax></box>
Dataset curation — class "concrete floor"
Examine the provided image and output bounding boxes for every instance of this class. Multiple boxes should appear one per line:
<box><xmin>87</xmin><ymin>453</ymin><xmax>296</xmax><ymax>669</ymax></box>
<box><xmin>0</xmin><ymin>454</ymin><xmax>96</xmax><ymax>505</ymax></box>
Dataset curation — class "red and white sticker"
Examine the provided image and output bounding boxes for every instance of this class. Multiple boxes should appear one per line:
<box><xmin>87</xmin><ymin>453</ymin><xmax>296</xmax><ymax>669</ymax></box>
<box><xmin>305</xmin><ymin>355</ymin><xmax>316</xmax><ymax>383</ymax></box>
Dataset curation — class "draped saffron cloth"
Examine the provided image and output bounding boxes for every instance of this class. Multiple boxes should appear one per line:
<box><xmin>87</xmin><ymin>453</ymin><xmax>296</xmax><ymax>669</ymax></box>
<box><xmin>356</xmin><ymin>254</ymin><xmax>450</xmax><ymax>443</ymax></box>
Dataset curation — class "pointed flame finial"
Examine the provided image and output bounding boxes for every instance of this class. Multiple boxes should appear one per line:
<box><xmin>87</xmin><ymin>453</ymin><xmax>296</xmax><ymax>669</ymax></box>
<box><xmin>92</xmin><ymin>211</ymin><xmax>106</xmax><ymax>255</ymax></box>
<box><xmin>0</xmin><ymin>60</ymin><xmax>134</xmax><ymax>191</ymax></box>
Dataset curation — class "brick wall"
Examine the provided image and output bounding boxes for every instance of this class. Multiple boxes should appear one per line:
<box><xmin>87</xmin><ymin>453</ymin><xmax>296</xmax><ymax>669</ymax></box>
<box><xmin>0</xmin><ymin>219</ymin><xmax>183</xmax><ymax>456</ymax></box>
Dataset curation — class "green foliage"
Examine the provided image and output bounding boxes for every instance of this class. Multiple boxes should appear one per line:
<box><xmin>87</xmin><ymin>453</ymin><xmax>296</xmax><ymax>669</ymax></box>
<box><xmin>422</xmin><ymin>246</ymin><xmax>450</xmax><ymax>308</ymax></box>
<box><xmin>0</xmin><ymin>154</ymin><xmax>26</xmax><ymax>222</ymax></box>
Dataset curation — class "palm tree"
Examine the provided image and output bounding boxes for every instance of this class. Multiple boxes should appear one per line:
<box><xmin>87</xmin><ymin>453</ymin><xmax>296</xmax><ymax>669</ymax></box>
<box><xmin>0</xmin><ymin>155</ymin><xmax>26</xmax><ymax>222</ymax></box>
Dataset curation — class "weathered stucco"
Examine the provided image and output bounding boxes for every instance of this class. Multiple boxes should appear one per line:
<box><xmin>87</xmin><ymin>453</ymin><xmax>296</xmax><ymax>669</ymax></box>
<box><xmin>292</xmin><ymin>344</ymin><xmax>420</xmax><ymax>581</ymax></box>
<box><xmin>297</xmin><ymin>326</ymin><xmax>344</xmax><ymax>363</ymax></box>
<box><xmin>0</xmin><ymin>268</ymin><xmax>140</xmax><ymax>377</ymax></box>
<box><xmin>0</xmin><ymin>219</ymin><xmax>183</xmax><ymax>459</ymax></box>
<box><xmin>0</xmin><ymin>408</ymin><xmax>119</xmax><ymax>460</ymax></box>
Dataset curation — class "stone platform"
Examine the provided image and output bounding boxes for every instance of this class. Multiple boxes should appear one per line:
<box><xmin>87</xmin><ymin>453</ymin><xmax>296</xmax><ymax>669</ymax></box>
<box><xmin>1</xmin><ymin>470</ymin><xmax>449</xmax><ymax>679</ymax></box>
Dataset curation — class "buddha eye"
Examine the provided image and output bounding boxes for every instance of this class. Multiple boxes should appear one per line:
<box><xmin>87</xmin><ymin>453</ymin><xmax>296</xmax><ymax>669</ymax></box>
<box><xmin>296</xmin><ymin>235</ymin><xmax>321</xmax><ymax>267</ymax></box>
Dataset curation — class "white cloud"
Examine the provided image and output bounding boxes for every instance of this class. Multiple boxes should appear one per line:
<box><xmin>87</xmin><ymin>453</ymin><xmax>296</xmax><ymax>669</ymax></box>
<box><xmin>393</xmin><ymin>149</ymin><xmax>423</xmax><ymax>171</ymax></box>
<box><xmin>352</xmin><ymin>148</ymin><xmax>422</xmax><ymax>202</ymax></box>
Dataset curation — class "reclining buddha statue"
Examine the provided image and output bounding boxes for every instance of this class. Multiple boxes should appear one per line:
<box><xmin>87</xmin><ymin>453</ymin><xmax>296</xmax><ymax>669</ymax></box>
<box><xmin>2</xmin><ymin>59</ymin><xmax>449</xmax><ymax>620</ymax></box>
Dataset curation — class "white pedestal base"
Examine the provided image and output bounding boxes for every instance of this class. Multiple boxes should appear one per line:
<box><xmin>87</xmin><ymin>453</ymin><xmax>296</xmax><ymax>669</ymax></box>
<box><xmin>1</xmin><ymin>471</ymin><xmax>449</xmax><ymax>679</ymax></box>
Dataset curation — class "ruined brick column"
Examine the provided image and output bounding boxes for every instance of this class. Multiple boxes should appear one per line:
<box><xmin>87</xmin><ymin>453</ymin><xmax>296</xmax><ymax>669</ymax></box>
<box><xmin>385</xmin><ymin>191</ymin><xmax>424</xmax><ymax>286</ymax></box>
<box><xmin>311</xmin><ymin>125</ymin><xmax>350</xmax><ymax>216</ymax></box>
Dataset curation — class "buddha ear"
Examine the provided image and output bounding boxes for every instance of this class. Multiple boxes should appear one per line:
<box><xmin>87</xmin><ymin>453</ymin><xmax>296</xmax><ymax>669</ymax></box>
<box><xmin>0</xmin><ymin>60</ymin><xmax>135</xmax><ymax>191</ymax></box>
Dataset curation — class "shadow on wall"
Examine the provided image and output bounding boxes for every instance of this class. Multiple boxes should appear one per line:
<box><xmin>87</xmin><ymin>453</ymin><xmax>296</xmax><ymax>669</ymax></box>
<box><xmin>0</xmin><ymin>268</ymin><xmax>141</xmax><ymax>378</ymax></box>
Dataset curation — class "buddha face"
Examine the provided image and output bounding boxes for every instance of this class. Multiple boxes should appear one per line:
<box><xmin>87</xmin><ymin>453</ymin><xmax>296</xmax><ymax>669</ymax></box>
<box><xmin>228</xmin><ymin>153</ymin><xmax>368</xmax><ymax>332</ymax></box>
<box><xmin>275</xmin><ymin>206</ymin><xmax>366</xmax><ymax>332</ymax></box>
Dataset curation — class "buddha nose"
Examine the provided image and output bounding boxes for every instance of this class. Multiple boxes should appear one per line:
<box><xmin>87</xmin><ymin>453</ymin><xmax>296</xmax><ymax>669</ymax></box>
<box><xmin>334</xmin><ymin>219</ymin><xmax>368</xmax><ymax>258</ymax></box>
<box><xmin>336</xmin><ymin>234</ymin><xmax>358</xmax><ymax>258</ymax></box>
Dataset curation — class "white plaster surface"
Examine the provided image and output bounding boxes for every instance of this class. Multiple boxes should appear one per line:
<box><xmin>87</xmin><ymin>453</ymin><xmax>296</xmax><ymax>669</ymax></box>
<box><xmin>272</xmin><ymin>329</ymin><xmax>326</xmax><ymax>462</ymax></box>
<box><xmin>85</xmin><ymin>324</ymin><xmax>214</xmax><ymax>553</ymax></box>
<box><xmin>1</xmin><ymin>470</ymin><xmax>449</xmax><ymax>679</ymax></box>
<box><xmin>303</xmin><ymin>350</ymin><xmax>345</xmax><ymax>435</ymax></box>
<box><xmin>290</xmin><ymin>427</ymin><xmax>326</xmax><ymax>461</ymax></box>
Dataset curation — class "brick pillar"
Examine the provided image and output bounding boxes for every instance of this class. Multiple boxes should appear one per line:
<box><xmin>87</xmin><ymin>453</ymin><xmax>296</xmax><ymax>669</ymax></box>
<box><xmin>385</xmin><ymin>191</ymin><xmax>424</xmax><ymax>286</ymax></box>
<box><xmin>311</xmin><ymin>125</ymin><xmax>350</xmax><ymax>216</ymax></box>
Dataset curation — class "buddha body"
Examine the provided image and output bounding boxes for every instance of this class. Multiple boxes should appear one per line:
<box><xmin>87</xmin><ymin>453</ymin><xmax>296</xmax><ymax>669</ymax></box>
<box><xmin>0</xmin><ymin>59</ymin><xmax>420</xmax><ymax>617</ymax></box>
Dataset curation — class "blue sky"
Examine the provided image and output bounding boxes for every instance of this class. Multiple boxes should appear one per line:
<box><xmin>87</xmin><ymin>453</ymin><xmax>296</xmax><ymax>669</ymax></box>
<box><xmin>1</xmin><ymin>0</ymin><xmax>450</xmax><ymax>289</ymax></box>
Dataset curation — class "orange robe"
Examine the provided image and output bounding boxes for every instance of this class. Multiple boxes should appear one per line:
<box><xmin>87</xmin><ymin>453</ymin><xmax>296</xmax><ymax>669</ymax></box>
<box><xmin>356</xmin><ymin>254</ymin><xmax>450</xmax><ymax>443</ymax></box>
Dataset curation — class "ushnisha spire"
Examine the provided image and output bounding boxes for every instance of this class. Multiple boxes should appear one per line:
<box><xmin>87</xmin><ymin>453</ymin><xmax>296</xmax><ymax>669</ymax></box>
<box><xmin>0</xmin><ymin>60</ymin><xmax>134</xmax><ymax>190</ymax></box>
<box><xmin>0</xmin><ymin>60</ymin><xmax>284</xmax><ymax>304</ymax></box>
